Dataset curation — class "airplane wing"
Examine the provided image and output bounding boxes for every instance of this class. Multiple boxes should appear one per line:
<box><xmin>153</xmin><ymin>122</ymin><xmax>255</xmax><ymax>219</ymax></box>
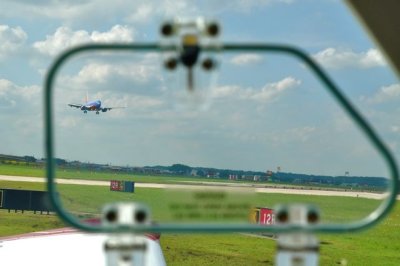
<box><xmin>101</xmin><ymin>106</ymin><xmax>126</xmax><ymax>112</ymax></box>
<box><xmin>68</xmin><ymin>103</ymin><xmax>83</xmax><ymax>109</ymax></box>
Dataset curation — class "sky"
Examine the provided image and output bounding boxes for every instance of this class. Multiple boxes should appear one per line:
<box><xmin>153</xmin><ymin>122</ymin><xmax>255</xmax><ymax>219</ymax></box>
<box><xmin>0</xmin><ymin>0</ymin><xmax>399</xmax><ymax>177</ymax></box>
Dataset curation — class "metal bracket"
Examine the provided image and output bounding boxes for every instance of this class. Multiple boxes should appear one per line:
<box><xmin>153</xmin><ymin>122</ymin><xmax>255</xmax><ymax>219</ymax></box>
<box><xmin>105</xmin><ymin>236</ymin><xmax>147</xmax><ymax>266</ymax></box>
<box><xmin>160</xmin><ymin>18</ymin><xmax>220</xmax><ymax>109</ymax></box>
<box><xmin>102</xmin><ymin>203</ymin><xmax>151</xmax><ymax>266</ymax></box>
<box><xmin>275</xmin><ymin>204</ymin><xmax>320</xmax><ymax>266</ymax></box>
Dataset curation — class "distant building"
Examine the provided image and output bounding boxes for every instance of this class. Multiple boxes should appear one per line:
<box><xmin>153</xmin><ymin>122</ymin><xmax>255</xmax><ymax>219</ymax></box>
<box><xmin>228</xmin><ymin>174</ymin><xmax>238</xmax><ymax>180</ymax></box>
<box><xmin>241</xmin><ymin>175</ymin><xmax>254</xmax><ymax>181</ymax></box>
<box><xmin>190</xmin><ymin>169</ymin><xmax>198</xmax><ymax>176</ymax></box>
<box><xmin>206</xmin><ymin>172</ymin><xmax>220</xmax><ymax>178</ymax></box>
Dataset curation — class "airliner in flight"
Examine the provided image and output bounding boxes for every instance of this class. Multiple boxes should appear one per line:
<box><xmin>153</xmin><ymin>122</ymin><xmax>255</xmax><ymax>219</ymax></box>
<box><xmin>68</xmin><ymin>95</ymin><xmax>125</xmax><ymax>114</ymax></box>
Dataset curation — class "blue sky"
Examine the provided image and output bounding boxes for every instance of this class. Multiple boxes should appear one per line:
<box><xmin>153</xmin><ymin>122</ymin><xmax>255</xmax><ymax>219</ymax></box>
<box><xmin>0</xmin><ymin>0</ymin><xmax>399</xmax><ymax>177</ymax></box>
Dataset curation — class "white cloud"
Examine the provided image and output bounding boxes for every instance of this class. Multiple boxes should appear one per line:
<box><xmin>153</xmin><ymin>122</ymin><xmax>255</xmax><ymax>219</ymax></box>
<box><xmin>362</xmin><ymin>83</ymin><xmax>400</xmax><ymax>104</ymax></box>
<box><xmin>226</xmin><ymin>0</ymin><xmax>294</xmax><ymax>11</ymax></box>
<box><xmin>391</xmin><ymin>126</ymin><xmax>400</xmax><ymax>133</ymax></box>
<box><xmin>0</xmin><ymin>25</ymin><xmax>27</xmax><ymax>59</ymax></box>
<box><xmin>0</xmin><ymin>79</ymin><xmax>41</xmax><ymax>101</ymax></box>
<box><xmin>230</xmin><ymin>54</ymin><xmax>263</xmax><ymax>66</ymax></box>
<box><xmin>2</xmin><ymin>1</ymin><xmax>192</xmax><ymax>25</ymax></box>
<box><xmin>246</xmin><ymin>76</ymin><xmax>301</xmax><ymax>102</ymax></box>
<box><xmin>126</xmin><ymin>95</ymin><xmax>164</xmax><ymax>110</ymax></box>
<box><xmin>125</xmin><ymin>4</ymin><xmax>154</xmax><ymax>23</ymax></box>
<box><xmin>0</xmin><ymin>79</ymin><xmax>42</xmax><ymax>138</ymax></box>
<box><xmin>59</xmin><ymin>116</ymin><xmax>78</xmax><ymax>128</ymax></box>
<box><xmin>33</xmin><ymin>25</ymin><xmax>135</xmax><ymax>56</ymax></box>
<box><xmin>0</xmin><ymin>82</ymin><xmax>16</xmax><ymax>111</ymax></box>
<box><xmin>359</xmin><ymin>49</ymin><xmax>386</xmax><ymax>68</ymax></box>
<box><xmin>2</xmin><ymin>0</ymin><xmax>295</xmax><ymax>26</ymax></box>
<box><xmin>59</xmin><ymin>59</ymin><xmax>160</xmax><ymax>91</ymax></box>
<box><xmin>293</xmin><ymin>126</ymin><xmax>316</xmax><ymax>142</ymax></box>
<box><xmin>278</xmin><ymin>126</ymin><xmax>316</xmax><ymax>143</ymax></box>
<box><xmin>1</xmin><ymin>1</ymin><xmax>101</xmax><ymax>22</ymax></box>
<box><xmin>126</xmin><ymin>0</ymin><xmax>295</xmax><ymax>23</ymax></box>
<box><xmin>211</xmin><ymin>85</ymin><xmax>241</xmax><ymax>98</ymax></box>
<box><xmin>91</xmin><ymin>25</ymin><xmax>134</xmax><ymax>42</ymax></box>
<box><xmin>125</xmin><ymin>1</ymin><xmax>197</xmax><ymax>23</ymax></box>
<box><xmin>212</xmin><ymin>77</ymin><xmax>301</xmax><ymax>102</ymax></box>
<box><xmin>0</xmin><ymin>79</ymin><xmax>41</xmax><ymax>110</ymax></box>
<box><xmin>195</xmin><ymin>0</ymin><xmax>295</xmax><ymax>14</ymax></box>
<box><xmin>313</xmin><ymin>48</ymin><xmax>386</xmax><ymax>69</ymax></box>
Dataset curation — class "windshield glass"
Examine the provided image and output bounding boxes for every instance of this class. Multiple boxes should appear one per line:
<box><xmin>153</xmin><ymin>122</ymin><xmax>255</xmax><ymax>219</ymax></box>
<box><xmin>49</xmin><ymin>48</ymin><xmax>391</xmax><ymax>226</ymax></box>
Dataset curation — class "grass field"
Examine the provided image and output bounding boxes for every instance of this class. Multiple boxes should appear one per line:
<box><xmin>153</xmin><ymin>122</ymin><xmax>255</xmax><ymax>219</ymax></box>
<box><xmin>0</xmin><ymin>179</ymin><xmax>381</xmax><ymax>224</ymax></box>
<box><xmin>160</xmin><ymin>206</ymin><xmax>400</xmax><ymax>266</ymax></box>
<box><xmin>0</xmin><ymin>166</ymin><xmax>398</xmax><ymax>265</ymax></box>
<box><xmin>1</xmin><ymin>207</ymin><xmax>399</xmax><ymax>265</ymax></box>
<box><xmin>0</xmin><ymin>163</ymin><xmax>206</xmax><ymax>183</ymax></box>
<box><xmin>1</xmin><ymin>179</ymin><xmax>398</xmax><ymax>265</ymax></box>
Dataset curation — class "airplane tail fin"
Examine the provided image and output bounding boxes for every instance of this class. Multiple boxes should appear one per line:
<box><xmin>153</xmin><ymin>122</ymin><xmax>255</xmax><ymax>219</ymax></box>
<box><xmin>85</xmin><ymin>91</ymin><xmax>89</xmax><ymax>104</ymax></box>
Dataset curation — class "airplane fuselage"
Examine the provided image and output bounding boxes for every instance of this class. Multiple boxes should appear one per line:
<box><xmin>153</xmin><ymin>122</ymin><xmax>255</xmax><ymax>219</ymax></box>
<box><xmin>81</xmin><ymin>100</ymin><xmax>101</xmax><ymax>111</ymax></box>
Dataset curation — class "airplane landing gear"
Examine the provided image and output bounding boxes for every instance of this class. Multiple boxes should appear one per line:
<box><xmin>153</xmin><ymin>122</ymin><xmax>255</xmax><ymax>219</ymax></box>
<box><xmin>84</xmin><ymin>110</ymin><xmax>87</xmax><ymax>114</ymax></box>
<box><xmin>96</xmin><ymin>111</ymin><xmax>99</xmax><ymax>114</ymax></box>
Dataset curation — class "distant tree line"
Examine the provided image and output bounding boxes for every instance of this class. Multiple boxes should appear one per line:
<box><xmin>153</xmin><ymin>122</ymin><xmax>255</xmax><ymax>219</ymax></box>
<box><xmin>0</xmin><ymin>154</ymin><xmax>390</xmax><ymax>190</ymax></box>
<box><xmin>272</xmin><ymin>172</ymin><xmax>388</xmax><ymax>189</ymax></box>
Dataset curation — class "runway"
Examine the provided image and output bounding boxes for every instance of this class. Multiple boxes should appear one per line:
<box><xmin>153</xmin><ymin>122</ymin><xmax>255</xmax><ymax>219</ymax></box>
<box><xmin>0</xmin><ymin>174</ymin><xmax>394</xmax><ymax>200</ymax></box>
